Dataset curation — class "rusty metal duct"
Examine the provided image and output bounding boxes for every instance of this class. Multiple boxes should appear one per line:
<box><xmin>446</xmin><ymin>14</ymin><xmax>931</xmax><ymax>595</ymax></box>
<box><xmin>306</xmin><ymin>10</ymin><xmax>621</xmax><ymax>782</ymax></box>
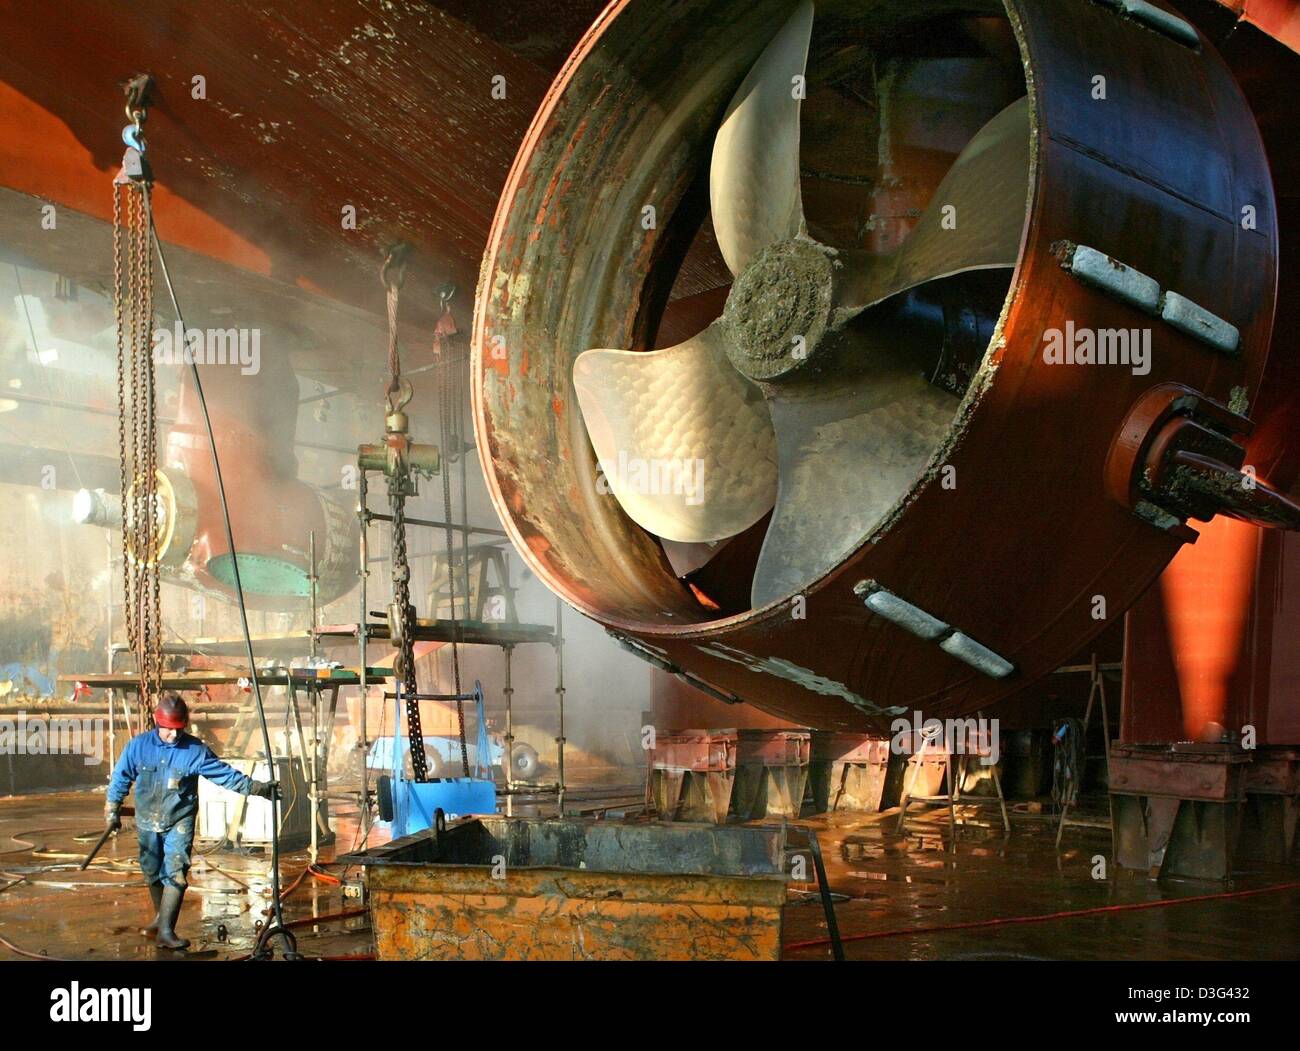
<box><xmin>75</xmin><ymin>346</ymin><xmax>358</xmax><ymax>610</ymax></box>
<box><xmin>475</xmin><ymin>0</ymin><xmax>1289</xmax><ymax>731</ymax></box>
<box><xmin>573</xmin><ymin>2</ymin><xmax>1031</xmax><ymax>606</ymax></box>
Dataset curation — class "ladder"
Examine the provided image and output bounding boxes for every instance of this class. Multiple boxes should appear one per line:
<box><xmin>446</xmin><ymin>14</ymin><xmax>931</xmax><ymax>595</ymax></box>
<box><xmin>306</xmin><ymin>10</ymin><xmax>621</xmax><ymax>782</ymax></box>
<box><xmin>1055</xmin><ymin>654</ymin><xmax>1115</xmax><ymax>847</ymax></box>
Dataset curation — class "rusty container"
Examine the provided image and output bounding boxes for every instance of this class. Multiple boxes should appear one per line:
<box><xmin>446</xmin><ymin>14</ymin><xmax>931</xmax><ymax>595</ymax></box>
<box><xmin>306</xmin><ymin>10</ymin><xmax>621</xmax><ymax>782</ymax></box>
<box><xmin>345</xmin><ymin>817</ymin><xmax>787</xmax><ymax>961</ymax></box>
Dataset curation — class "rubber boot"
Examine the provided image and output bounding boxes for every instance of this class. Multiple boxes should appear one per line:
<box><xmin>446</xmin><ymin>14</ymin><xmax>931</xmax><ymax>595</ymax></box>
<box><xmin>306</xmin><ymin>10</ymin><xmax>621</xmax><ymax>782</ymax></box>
<box><xmin>155</xmin><ymin>884</ymin><xmax>190</xmax><ymax>950</ymax></box>
<box><xmin>141</xmin><ymin>882</ymin><xmax>164</xmax><ymax>939</ymax></box>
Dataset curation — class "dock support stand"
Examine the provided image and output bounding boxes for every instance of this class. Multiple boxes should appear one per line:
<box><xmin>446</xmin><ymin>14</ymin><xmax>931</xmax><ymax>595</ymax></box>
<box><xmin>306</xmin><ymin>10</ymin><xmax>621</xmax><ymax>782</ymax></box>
<box><xmin>1110</xmin><ymin>743</ymin><xmax>1251</xmax><ymax>880</ymax></box>
<box><xmin>897</xmin><ymin>714</ymin><xmax>1009</xmax><ymax>839</ymax></box>
<box><xmin>1057</xmin><ymin>654</ymin><xmax>1113</xmax><ymax>848</ymax></box>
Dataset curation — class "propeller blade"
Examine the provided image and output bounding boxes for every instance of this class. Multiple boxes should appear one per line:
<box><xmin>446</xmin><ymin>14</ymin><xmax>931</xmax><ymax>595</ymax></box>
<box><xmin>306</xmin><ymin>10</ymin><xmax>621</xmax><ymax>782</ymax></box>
<box><xmin>744</xmin><ymin>99</ymin><xmax>1030</xmax><ymax>605</ymax></box>
<box><xmin>710</xmin><ymin>0</ymin><xmax>814</xmax><ymax>277</ymax></box>
<box><xmin>573</xmin><ymin>322</ymin><xmax>779</xmax><ymax>544</ymax></box>
<box><xmin>837</xmin><ymin>96</ymin><xmax>1031</xmax><ymax>312</ymax></box>
<box><xmin>751</xmin><ymin>366</ymin><xmax>959</xmax><ymax>608</ymax></box>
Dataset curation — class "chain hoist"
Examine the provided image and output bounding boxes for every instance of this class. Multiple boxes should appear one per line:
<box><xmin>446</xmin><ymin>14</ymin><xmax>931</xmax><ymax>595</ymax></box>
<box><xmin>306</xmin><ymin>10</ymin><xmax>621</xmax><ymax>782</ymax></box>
<box><xmin>358</xmin><ymin>245</ymin><xmax>440</xmax><ymax>780</ymax></box>
<box><xmin>112</xmin><ymin>75</ymin><xmax>162</xmax><ymax>714</ymax></box>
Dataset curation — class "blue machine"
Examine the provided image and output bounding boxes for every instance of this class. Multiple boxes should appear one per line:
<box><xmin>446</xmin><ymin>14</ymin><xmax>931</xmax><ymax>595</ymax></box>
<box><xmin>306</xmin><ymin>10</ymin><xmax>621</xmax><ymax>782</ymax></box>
<box><xmin>366</xmin><ymin>730</ymin><xmax>505</xmax><ymax>776</ymax></box>
<box><xmin>376</xmin><ymin>679</ymin><xmax>497</xmax><ymax>838</ymax></box>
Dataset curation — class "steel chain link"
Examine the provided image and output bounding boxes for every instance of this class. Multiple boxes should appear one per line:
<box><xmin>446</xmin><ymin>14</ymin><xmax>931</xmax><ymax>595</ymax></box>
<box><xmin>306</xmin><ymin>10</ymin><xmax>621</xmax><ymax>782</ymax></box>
<box><xmin>114</xmin><ymin>177</ymin><xmax>162</xmax><ymax>716</ymax></box>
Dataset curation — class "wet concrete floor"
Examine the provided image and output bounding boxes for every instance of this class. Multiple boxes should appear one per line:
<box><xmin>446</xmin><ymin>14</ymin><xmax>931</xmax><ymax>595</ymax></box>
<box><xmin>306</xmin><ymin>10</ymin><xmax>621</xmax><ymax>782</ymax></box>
<box><xmin>0</xmin><ymin>788</ymin><xmax>376</xmax><ymax>961</ymax></box>
<box><xmin>1</xmin><ymin>791</ymin><xmax>1296</xmax><ymax>961</ymax></box>
<box><xmin>781</xmin><ymin>806</ymin><xmax>1300</xmax><ymax>961</ymax></box>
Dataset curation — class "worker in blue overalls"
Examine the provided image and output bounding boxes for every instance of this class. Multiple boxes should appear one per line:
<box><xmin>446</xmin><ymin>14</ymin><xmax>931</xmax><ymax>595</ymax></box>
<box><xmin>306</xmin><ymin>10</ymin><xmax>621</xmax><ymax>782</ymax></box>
<box><xmin>106</xmin><ymin>693</ymin><xmax>276</xmax><ymax>950</ymax></box>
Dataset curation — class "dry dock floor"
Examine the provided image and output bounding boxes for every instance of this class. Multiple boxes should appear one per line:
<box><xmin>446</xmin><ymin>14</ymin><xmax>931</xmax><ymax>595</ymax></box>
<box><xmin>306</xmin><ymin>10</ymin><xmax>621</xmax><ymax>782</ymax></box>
<box><xmin>1</xmin><ymin>791</ymin><xmax>1296</xmax><ymax>961</ymax></box>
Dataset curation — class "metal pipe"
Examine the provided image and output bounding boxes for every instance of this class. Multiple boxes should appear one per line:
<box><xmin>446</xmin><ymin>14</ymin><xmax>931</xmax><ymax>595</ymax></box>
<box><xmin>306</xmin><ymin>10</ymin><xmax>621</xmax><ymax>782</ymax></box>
<box><xmin>457</xmin><ymin>361</ymin><xmax>473</xmax><ymax>620</ymax></box>
<box><xmin>286</xmin><ymin>679</ymin><xmax>310</xmax><ymax>821</ymax></box>
<box><xmin>106</xmin><ymin>687</ymin><xmax>116</xmax><ymax>785</ymax></box>
<box><xmin>104</xmin><ymin>533</ymin><xmax>113</xmax><ymax>674</ymax></box>
<box><xmin>806</xmin><ymin>830</ymin><xmax>844</xmax><ymax>962</ymax></box>
<box><xmin>308</xmin><ymin>530</ymin><xmax>320</xmax><ymax>866</ymax></box>
<box><xmin>357</xmin><ymin>469</ymin><xmax>370</xmax><ymax>842</ymax></box>
<box><xmin>309</xmin><ymin>531</ymin><xmax>319</xmax><ymax>662</ymax></box>
<box><xmin>362</xmin><ymin>510</ymin><xmax>507</xmax><ymax>537</ymax></box>
<box><xmin>366</xmin><ymin>539</ymin><xmax>509</xmax><ymax>565</ymax></box>
<box><xmin>503</xmin><ymin>644</ymin><xmax>514</xmax><ymax>818</ymax></box>
<box><xmin>555</xmin><ymin>597</ymin><xmax>566</xmax><ymax>815</ymax></box>
<box><xmin>380</xmin><ymin>692</ymin><xmax>477</xmax><ymax>702</ymax></box>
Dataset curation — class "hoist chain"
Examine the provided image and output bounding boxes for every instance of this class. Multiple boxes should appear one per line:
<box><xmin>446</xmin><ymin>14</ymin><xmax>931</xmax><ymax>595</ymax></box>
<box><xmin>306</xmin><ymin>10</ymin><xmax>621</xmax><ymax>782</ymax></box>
<box><xmin>375</xmin><ymin>249</ymin><xmax>466</xmax><ymax>782</ymax></box>
<box><xmin>112</xmin><ymin>187</ymin><xmax>135</xmax><ymax>676</ymax></box>
<box><xmin>389</xmin><ymin>479</ymin><xmax>427</xmax><ymax>780</ymax></box>
<box><xmin>381</xmin><ymin>247</ymin><xmax>427</xmax><ymax>781</ymax></box>
<box><xmin>113</xmin><ymin>143</ymin><xmax>162</xmax><ymax>715</ymax></box>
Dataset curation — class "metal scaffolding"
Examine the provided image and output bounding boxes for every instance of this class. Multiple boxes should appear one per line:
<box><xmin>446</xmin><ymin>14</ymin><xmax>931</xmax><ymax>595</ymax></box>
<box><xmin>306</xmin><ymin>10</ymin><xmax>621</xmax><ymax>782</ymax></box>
<box><xmin>343</xmin><ymin>464</ymin><xmax>567</xmax><ymax>842</ymax></box>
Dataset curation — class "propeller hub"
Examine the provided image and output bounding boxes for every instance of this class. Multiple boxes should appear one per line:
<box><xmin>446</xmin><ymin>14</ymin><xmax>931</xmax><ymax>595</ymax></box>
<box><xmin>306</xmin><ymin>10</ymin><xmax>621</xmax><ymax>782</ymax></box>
<box><xmin>722</xmin><ymin>239</ymin><xmax>834</xmax><ymax>383</ymax></box>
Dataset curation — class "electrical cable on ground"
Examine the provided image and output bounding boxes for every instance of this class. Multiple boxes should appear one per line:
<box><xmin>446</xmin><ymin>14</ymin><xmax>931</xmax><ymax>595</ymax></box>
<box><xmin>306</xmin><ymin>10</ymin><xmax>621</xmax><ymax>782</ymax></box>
<box><xmin>280</xmin><ymin>906</ymin><xmax>367</xmax><ymax>930</ymax></box>
<box><xmin>0</xmin><ymin>932</ymin><xmax>68</xmax><ymax>962</ymax></box>
<box><xmin>277</xmin><ymin>867</ymin><xmax>309</xmax><ymax>903</ymax></box>
<box><xmin>203</xmin><ymin>862</ymin><xmax>252</xmax><ymax>890</ymax></box>
<box><xmin>307</xmin><ymin>865</ymin><xmax>341</xmax><ymax>885</ymax></box>
<box><xmin>783</xmin><ymin>879</ymin><xmax>1300</xmax><ymax>952</ymax></box>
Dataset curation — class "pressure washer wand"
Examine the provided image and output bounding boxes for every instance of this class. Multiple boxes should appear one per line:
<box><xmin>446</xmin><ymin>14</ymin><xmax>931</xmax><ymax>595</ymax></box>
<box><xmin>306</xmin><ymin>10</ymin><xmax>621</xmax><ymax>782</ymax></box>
<box><xmin>79</xmin><ymin>827</ymin><xmax>114</xmax><ymax>871</ymax></box>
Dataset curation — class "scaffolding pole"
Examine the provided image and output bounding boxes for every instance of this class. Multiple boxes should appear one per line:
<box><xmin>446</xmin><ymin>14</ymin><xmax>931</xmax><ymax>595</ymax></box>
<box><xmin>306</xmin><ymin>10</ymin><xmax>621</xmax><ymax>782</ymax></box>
<box><xmin>556</xmin><ymin>596</ymin><xmax>566</xmax><ymax>815</ymax></box>
<box><xmin>503</xmin><ymin>644</ymin><xmax>514</xmax><ymax>818</ymax></box>
<box><xmin>352</xmin><ymin>459</ymin><xmax>569</xmax><ymax>823</ymax></box>
<box><xmin>357</xmin><ymin>469</ymin><xmax>370</xmax><ymax>842</ymax></box>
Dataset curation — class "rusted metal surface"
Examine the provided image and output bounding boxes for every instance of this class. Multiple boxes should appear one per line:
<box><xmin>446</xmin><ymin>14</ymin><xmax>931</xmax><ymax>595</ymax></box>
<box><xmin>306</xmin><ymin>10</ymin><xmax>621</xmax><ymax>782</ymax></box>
<box><xmin>348</xmin><ymin>817</ymin><xmax>786</xmax><ymax>960</ymax></box>
<box><xmin>1110</xmin><ymin>743</ymin><xmax>1254</xmax><ymax>879</ymax></box>
<box><xmin>810</xmin><ymin>733</ymin><xmax>892</xmax><ymax>813</ymax></box>
<box><xmin>473</xmin><ymin>0</ymin><xmax>1282</xmax><ymax>733</ymax></box>
<box><xmin>1245</xmin><ymin>747</ymin><xmax>1300</xmax><ymax>795</ymax></box>
<box><xmin>651</xmin><ymin>668</ymin><xmax>799</xmax><ymax>730</ymax></box>
<box><xmin>370</xmin><ymin>868</ymin><xmax>785</xmax><ymax>960</ymax></box>
<box><xmin>1109</xmin><ymin>740</ymin><xmax>1299</xmax><ymax>873</ymax></box>
<box><xmin>0</xmin><ymin>0</ymin><xmax>602</xmax><ymax>390</ymax></box>
<box><xmin>1239</xmin><ymin>748</ymin><xmax>1300</xmax><ymax>862</ymax></box>
<box><xmin>737</xmin><ymin>728</ymin><xmax>810</xmax><ymax>767</ymax></box>
<box><xmin>648</xmin><ymin>770</ymin><xmax>735</xmax><ymax>823</ymax></box>
<box><xmin>646</xmin><ymin>729</ymin><xmax>737</xmax><ymax>821</ymax></box>
<box><xmin>645</xmin><ymin>728</ymin><xmax>812</xmax><ymax>820</ymax></box>
<box><xmin>157</xmin><ymin>345</ymin><xmax>359</xmax><ymax>608</ymax></box>
<box><xmin>811</xmin><ymin>732</ymin><xmax>891</xmax><ymax>767</ymax></box>
<box><xmin>1112</xmin><ymin>794</ymin><xmax>1245</xmax><ymax>880</ymax></box>
<box><xmin>1110</xmin><ymin>743</ymin><xmax>1252</xmax><ymax>802</ymax></box>
<box><xmin>649</xmin><ymin>728</ymin><xmax>736</xmax><ymax>773</ymax></box>
<box><xmin>734</xmin><ymin>729</ymin><xmax>810</xmax><ymax>819</ymax></box>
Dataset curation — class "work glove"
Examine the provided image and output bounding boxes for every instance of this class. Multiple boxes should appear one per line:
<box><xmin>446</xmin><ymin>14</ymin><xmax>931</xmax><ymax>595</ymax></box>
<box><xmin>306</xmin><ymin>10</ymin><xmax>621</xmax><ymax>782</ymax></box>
<box><xmin>249</xmin><ymin>780</ymin><xmax>278</xmax><ymax>801</ymax></box>
<box><xmin>105</xmin><ymin>804</ymin><xmax>122</xmax><ymax>833</ymax></box>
